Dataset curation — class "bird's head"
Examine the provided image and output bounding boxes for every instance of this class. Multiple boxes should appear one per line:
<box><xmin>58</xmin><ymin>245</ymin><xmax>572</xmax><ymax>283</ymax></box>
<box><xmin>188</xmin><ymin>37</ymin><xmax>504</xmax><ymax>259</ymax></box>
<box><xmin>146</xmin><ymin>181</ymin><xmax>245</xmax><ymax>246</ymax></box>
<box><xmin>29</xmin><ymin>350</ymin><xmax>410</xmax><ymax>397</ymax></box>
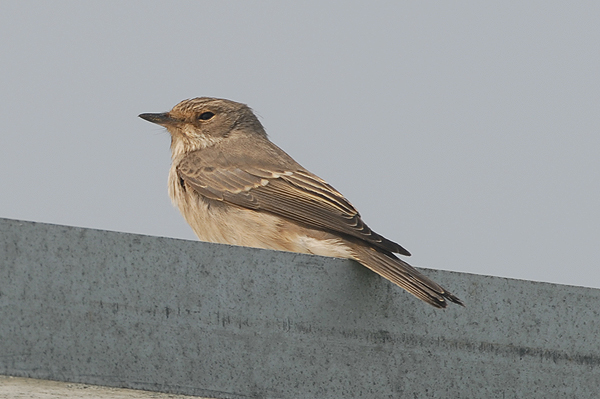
<box><xmin>139</xmin><ymin>97</ymin><xmax>266</xmax><ymax>158</ymax></box>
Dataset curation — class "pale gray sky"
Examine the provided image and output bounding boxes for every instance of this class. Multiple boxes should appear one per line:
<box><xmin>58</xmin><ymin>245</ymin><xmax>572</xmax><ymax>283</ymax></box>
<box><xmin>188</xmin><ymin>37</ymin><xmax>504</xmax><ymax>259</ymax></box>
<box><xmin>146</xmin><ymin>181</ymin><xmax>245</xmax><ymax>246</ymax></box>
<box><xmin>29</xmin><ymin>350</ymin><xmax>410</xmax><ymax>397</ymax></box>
<box><xmin>1</xmin><ymin>2</ymin><xmax>598</xmax><ymax>289</ymax></box>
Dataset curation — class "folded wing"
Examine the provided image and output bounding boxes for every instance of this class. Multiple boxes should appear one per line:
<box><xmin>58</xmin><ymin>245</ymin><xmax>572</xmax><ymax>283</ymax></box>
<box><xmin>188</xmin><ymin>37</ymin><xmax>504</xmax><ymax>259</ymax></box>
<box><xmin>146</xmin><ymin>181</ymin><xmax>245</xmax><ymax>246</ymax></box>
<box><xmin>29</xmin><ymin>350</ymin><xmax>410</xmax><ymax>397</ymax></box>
<box><xmin>177</xmin><ymin>152</ymin><xmax>411</xmax><ymax>256</ymax></box>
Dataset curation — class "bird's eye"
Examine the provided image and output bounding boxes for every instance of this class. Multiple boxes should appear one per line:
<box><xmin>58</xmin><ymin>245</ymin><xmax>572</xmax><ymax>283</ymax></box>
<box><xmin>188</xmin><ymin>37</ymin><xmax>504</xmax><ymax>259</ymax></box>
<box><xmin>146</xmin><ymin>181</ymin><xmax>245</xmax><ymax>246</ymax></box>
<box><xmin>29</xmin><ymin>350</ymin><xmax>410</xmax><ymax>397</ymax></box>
<box><xmin>198</xmin><ymin>112</ymin><xmax>215</xmax><ymax>120</ymax></box>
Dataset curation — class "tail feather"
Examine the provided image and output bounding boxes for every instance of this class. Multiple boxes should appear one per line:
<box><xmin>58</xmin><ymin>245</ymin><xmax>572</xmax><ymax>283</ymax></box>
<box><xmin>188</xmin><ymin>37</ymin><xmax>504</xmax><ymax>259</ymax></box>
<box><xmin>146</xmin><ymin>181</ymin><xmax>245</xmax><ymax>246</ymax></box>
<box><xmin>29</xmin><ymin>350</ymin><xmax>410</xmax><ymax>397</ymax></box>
<box><xmin>352</xmin><ymin>246</ymin><xmax>464</xmax><ymax>308</ymax></box>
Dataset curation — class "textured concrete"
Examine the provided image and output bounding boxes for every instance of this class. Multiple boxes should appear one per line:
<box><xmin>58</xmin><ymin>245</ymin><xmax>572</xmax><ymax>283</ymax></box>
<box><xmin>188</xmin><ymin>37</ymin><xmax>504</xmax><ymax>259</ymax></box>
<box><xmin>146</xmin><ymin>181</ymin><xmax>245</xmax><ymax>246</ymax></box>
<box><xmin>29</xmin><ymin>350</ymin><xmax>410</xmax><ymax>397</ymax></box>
<box><xmin>0</xmin><ymin>217</ymin><xmax>599</xmax><ymax>398</ymax></box>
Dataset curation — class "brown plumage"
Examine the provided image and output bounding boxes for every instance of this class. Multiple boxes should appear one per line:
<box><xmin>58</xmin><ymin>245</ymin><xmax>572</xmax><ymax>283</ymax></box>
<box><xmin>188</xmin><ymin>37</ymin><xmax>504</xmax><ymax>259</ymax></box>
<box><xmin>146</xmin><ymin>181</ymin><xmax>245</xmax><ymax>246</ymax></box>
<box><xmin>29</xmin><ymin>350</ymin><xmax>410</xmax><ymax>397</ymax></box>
<box><xmin>140</xmin><ymin>97</ymin><xmax>463</xmax><ymax>308</ymax></box>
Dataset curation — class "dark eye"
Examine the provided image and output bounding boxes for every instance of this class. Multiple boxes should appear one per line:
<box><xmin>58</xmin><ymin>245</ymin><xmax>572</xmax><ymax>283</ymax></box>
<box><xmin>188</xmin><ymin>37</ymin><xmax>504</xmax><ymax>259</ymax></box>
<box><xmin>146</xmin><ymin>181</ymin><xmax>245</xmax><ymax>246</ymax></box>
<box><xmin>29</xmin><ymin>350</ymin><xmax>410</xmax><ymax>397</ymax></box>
<box><xmin>198</xmin><ymin>111</ymin><xmax>215</xmax><ymax>120</ymax></box>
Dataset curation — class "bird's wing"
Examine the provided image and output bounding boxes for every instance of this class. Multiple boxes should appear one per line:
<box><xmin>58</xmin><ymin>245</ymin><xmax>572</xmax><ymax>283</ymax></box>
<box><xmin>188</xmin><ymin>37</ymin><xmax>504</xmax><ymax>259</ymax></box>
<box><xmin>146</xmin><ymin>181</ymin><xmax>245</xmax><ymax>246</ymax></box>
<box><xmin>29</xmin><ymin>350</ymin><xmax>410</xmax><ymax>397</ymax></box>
<box><xmin>177</xmin><ymin>151</ymin><xmax>411</xmax><ymax>256</ymax></box>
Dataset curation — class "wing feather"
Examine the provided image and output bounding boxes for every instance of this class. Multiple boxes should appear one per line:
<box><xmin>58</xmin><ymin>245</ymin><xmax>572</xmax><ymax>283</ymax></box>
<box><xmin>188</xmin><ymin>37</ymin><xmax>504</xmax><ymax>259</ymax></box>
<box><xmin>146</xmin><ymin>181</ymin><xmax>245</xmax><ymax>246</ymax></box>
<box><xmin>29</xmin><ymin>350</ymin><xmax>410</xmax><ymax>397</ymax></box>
<box><xmin>177</xmin><ymin>152</ymin><xmax>411</xmax><ymax>255</ymax></box>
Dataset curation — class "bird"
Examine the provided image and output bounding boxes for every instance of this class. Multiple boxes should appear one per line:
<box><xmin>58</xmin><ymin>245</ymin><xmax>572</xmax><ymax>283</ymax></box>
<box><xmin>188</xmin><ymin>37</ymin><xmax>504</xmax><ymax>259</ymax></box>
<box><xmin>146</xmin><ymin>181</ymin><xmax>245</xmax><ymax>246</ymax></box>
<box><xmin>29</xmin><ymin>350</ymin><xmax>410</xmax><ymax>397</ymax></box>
<box><xmin>139</xmin><ymin>97</ymin><xmax>463</xmax><ymax>308</ymax></box>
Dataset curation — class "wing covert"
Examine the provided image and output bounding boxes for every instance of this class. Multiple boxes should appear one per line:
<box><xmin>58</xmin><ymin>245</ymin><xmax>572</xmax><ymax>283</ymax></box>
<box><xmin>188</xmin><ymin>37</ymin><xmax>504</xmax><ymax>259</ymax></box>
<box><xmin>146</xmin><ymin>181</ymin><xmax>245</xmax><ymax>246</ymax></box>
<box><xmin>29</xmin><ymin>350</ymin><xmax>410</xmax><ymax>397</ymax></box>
<box><xmin>177</xmin><ymin>153</ymin><xmax>410</xmax><ymax>255</ymax></box>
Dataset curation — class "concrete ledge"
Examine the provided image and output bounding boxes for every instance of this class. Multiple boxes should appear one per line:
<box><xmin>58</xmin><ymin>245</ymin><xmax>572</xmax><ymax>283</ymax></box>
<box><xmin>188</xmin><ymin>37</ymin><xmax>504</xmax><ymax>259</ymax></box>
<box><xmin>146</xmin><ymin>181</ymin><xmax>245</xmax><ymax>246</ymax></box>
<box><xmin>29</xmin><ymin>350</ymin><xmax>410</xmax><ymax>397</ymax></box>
<box><xmin>1</xmin><ymin>217</ymin><xmax>599</xmax><ymax>398</ymax></box>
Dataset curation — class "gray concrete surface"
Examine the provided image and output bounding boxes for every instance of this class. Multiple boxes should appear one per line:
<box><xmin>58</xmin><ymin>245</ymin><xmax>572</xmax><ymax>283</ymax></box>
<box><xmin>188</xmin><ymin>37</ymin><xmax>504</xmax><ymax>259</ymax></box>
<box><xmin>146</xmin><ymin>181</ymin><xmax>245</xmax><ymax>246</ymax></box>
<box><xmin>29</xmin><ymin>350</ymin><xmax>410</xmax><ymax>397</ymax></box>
<box><xmin>0</xmin><ymin>375</ymin><xmax>211</xmax><ymax>398</ymax></box>
<box><xmin>1</xmin><ymin>217</ymin><xmax>599</xmax><ymax>398</ymax></box>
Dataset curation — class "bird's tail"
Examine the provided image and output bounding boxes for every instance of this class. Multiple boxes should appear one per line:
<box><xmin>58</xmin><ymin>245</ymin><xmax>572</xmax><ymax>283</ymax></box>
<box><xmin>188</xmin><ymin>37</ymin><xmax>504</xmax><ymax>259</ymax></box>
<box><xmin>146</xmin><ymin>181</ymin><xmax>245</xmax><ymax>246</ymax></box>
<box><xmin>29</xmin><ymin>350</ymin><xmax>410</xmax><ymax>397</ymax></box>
<box><xmin>352</xmin><ymin>246</ymin><xmax>464</xmax><ymax>308</ymax></box>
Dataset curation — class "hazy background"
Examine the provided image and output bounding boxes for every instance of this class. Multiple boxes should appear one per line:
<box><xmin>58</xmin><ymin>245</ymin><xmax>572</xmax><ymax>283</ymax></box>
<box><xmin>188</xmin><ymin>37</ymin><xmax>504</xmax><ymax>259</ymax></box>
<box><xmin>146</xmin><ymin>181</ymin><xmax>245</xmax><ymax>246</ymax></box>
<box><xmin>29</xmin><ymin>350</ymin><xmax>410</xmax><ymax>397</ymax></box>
<box><xmin>1</xmin><ymin>2</ymin><xmax>598</xmax><ymax>289</ymax></box>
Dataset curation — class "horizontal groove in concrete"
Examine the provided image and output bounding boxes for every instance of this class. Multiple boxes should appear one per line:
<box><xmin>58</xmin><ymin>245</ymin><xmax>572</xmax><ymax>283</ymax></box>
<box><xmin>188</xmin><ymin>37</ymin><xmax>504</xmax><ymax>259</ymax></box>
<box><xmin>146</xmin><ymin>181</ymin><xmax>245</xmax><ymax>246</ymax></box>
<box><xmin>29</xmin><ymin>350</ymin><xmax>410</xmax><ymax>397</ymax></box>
<box><xmin>1</xmin><ymin>218</ymin><xmax>599</xmax><ymax>398</ymax></box>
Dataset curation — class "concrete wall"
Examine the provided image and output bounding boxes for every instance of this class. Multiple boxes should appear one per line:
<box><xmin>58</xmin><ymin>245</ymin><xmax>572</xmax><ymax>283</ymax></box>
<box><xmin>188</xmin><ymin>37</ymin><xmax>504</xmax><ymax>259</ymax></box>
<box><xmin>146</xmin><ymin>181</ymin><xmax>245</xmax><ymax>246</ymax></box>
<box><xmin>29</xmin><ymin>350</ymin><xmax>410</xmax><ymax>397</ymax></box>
<box><xmin>1</xmin><ymin>217</ymin><xmax>599</xmax><ymax>398</ymax></box>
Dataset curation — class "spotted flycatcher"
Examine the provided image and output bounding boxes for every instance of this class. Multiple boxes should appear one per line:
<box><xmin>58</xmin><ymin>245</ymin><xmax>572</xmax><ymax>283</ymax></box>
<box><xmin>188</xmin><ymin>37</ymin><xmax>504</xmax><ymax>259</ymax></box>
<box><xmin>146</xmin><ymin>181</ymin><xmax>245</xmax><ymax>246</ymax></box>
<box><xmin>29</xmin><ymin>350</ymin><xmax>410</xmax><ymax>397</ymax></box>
<box><xmin>140</xmin><ymin>98</ymin><xmax>463</xmax><ymax>308</ymax></box>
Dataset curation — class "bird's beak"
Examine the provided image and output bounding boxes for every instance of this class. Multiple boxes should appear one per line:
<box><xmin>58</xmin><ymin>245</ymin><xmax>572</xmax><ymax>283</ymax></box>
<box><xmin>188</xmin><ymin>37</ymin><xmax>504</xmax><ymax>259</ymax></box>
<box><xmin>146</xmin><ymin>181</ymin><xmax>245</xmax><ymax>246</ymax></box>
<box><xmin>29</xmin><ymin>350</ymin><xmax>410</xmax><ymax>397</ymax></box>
<box><xmin>138</xmin><ymin>112</ymin><xmax>178</xmax><ymax>126</ymax></box>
